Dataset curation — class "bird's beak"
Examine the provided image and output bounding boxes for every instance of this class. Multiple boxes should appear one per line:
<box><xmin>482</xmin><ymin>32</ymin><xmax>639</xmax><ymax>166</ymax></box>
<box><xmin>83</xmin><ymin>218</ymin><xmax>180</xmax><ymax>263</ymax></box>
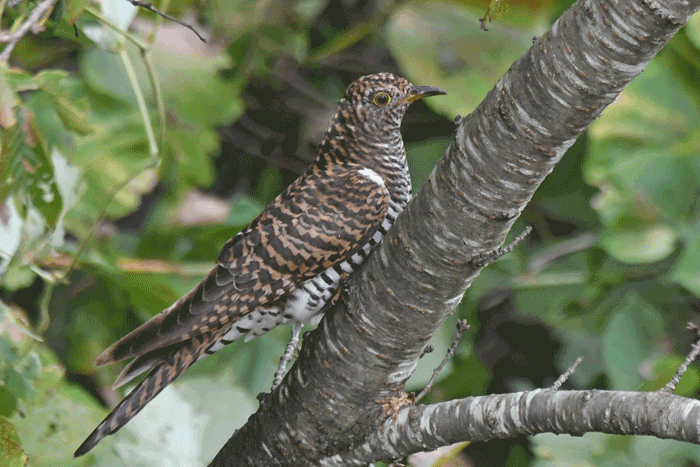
<box><xmin>403</xmin><ymin>85</ymin><xmax>447</xmax><ymax>104</ymax></box>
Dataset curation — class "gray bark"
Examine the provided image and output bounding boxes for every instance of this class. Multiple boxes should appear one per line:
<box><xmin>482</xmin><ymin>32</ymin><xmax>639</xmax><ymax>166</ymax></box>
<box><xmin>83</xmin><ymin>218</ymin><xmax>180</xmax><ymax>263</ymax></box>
<box><xmin>329</xmin><ymin>389</ymin><xmax>700</xmax><ymax>465</ymax></box>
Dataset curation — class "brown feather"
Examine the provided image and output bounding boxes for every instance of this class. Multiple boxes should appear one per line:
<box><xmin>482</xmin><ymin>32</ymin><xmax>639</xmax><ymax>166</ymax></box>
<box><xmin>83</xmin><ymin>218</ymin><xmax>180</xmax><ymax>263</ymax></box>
<box><xmin>95</xmin><ymin>164</ymin><xmax>389</xmax><ymax>368</ymax></box>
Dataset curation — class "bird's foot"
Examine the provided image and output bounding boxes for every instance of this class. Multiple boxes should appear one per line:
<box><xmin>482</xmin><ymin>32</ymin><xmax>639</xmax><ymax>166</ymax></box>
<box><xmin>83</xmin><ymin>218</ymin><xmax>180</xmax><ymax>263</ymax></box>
<box><xmin>271</xmin><ymin>322</ymin><xmax>303</xmax><ymax>390</ymax></box>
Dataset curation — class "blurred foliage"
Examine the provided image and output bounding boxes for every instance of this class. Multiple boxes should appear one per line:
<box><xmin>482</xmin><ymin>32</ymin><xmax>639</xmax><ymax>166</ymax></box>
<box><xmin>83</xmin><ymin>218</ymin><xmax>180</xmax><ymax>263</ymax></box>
<box><xmin>1</xmin><ymin>0</ymin><xmax>700</xmax><ymax>466</ymax></box>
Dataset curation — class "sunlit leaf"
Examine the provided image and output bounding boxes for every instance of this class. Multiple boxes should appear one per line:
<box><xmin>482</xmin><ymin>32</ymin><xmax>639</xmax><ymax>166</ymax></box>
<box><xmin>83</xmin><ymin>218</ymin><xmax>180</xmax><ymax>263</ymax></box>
<box><xmin>0</xmin><ymin>418</ymin><xmax>27</xmax><ymax>467</ymax></box>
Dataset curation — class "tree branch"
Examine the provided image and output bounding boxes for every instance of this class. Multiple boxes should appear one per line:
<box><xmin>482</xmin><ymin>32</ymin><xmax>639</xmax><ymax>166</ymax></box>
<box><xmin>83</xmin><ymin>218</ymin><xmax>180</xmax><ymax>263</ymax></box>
<box><xmin>0</xmin><ymin>0</ymin><xmax>56</xmax><ymax>62</ymax></box>
<box><xmin>332</xmin><ymin>389</ymin><xmax>700</xmax><ymax>465</ymax></box>
<box><xmin>123</xmin><ymin>0</ymin><xmax>206</xmax><ymax>42</ymax></box>
<box><xmin>550</xmin><ymin>356</ymin><xmax>583</xmax><ymax>391</ymax></box>
<box><xmin>662</xmin><ymin>338</ymin><xmax>700</xmax><ymax>394</ymax></box>
<box><xmin>210</xmin><ymin>0</ymin><xmax>700</xmax><ymax>465</ymax></box>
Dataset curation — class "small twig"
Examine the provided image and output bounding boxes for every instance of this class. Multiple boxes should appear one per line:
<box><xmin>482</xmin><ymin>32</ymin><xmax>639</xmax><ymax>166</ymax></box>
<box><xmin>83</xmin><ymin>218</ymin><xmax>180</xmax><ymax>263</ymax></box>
<box><xmin>469</xmin><ymin>225</ymin><xmax>532</xmax><ymax>268</ymax></box>
<box><xmin>550</xmin><ymin>356</ymin><xmax>583</xmax><ymax>390</ymax></box>
<box><xmin>0</xmin><ymin>0</ymin><xmax>57</xmax><ymax>62</ymax></box>
<box><xmin>661</xmin><ymin>340</ymin><xmax>700</xmax><ymax>394</ymax></box>
<box><xmin>419</xmin><ymin>344</ymin><xmax>435</xmax><ymax>359</ymax></box>
<box><xmin>527</xmin><ymin>232</ymin><xmax>596</xmax><ymax>274</ymax></box>
<box><xmin>414</xmin><ymin>320</ymin><xmax>470</xmax><ymax>403</ymax></box>
<box><xmin>123</xmin><ymin>0</ymin><xmax>206</xmax><ymax>42</ymax></box>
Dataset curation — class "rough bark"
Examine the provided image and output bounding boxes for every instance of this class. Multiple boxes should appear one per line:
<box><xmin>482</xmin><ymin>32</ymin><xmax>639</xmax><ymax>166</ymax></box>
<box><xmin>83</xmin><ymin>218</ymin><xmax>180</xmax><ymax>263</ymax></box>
<box><xmin>326</xmin><ymin>389</ymin><xmax>700</xmax><ymax>465</ymax></box>
<box><xmin>210</xmin><ymin>0</ymin><xmax>700</xmax><ymax>465</ymax></box>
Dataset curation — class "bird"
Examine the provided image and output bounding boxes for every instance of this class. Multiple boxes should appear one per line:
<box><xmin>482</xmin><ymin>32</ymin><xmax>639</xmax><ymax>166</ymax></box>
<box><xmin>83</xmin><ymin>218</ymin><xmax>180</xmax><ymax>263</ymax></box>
<box><xmin>74</xmin><ymin>72</ymin><xmax>446</xmax><ymax>457</ymax></box>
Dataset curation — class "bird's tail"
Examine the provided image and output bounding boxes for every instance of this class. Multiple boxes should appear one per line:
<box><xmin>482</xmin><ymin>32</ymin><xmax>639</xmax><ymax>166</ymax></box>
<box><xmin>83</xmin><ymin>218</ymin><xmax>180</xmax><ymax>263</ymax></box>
<box><xmin>74</xmin><ymin>333</ymin><xmax>215</xmax><ymax>457</ymax></box>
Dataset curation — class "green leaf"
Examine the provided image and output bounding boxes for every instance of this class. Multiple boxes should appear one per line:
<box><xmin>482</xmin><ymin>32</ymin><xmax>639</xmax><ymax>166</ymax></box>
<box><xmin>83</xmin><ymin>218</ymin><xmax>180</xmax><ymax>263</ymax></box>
<box><xmin>51</xmin><ymin>16</ymin><xmax>96</xmax><ymax>45</ymax></box>
<box><xmin>22</xmin><ymin>132</ymin><xmax>62</xmax><ymax>229</ymax></box>
<box><xmin>600</xmin><ymin>223</ymin><xmax>679</xmax><ymax>265</ymax></box>
<box><xmin>601</xmin><ymin>290</ymin><xmax>664</xmax><ymax>390</ymax></box>
<box><xmin>0</xmin><ymin>266</ymin><xmax>37</xmax><ymax>291</ymax></box>
<box><xmin>76</xmin><ymin>38</ymin><xmax>243</xmax><ymax>220</ymax></box>
<box><xmin>0</xmin><ymin>387</ymin><xmax>18</xmax><ymax>417</ymax></box>
<box><xmin>64</xmin><ymin>0</ymin><xmax>91</xmax><ymax>24</ymax></box>
<box><xmin>0</xmin><ymin>418</ymin><xmax>27</xmax><ymax>467</ymax></box>
<box><xmin>0</xmin><ymin>124</ymin><xmax>25</xmax><ymax>203</ymax></box>
<box><xmin>532</xmin><ymin>432</ymin><xmax>608</xmax><ymax>467</ymax></box>
<box><xmin>587</xmin><ymin>59</ymin><xmax>700</xmax><ymax>265</ymax></box>
<box><xmin>670</xmin><ymin>236</ymin><xmax>700</xmax><ymax>297</ymax></box>
<box><xmin>23</xmin><ymin>353</ymin><xmax>42</xmax><ymax>380</ymax></box>
<box><xmin>25</xmin><ymin>89</ymin><xmax>77</xmax><ymax>156</ymax></box>
<box><xmin>0</xmin><ymin>337</ymin><xmax>19</xmax><ymax>366</ymax></box>
<box><xmin>80</xmin><ymin>0</ymin><xmax>137</xmax><ymax>49</ymax></box>
<box><xmin>3</xmin><ymin>367</ymin><xmax>34</xmax><ymax>402</ymax></box>
<box><xmin>630</xmin><ymin>437</ymin><xmax>700</xmax><ymax>467</ymax></box>
<box><xmin>168</xmin><ymin>128</ymin><xmax>216</xmax><ymax>188</ymax></box>
<box><xmin>0</xmin><ymin>67</ymin><xmax>20</xmax><ymax>128</ymax></box>
<box><xmin>11</xmin><ymin>383</ymin><xmax>104</xmax><ymax>466</ymax></box>
<box><xmin>534</xmin><ymin>432</ymin><xmax>700</xmax><ymax>467</ymax></box>
<box><xmin>47</xmin><ymin>90</ymin><xmax>93</xmax><ymax>137</ymax></box>
<box><xmin>293</xmin><ymin>0</ymin><xmax>329</xmax><ymax>24</ymax></box>
<box><xmin>686</xmin><ymin>9</ymin><xmax>700</xmax><ymax>46</ymax></box>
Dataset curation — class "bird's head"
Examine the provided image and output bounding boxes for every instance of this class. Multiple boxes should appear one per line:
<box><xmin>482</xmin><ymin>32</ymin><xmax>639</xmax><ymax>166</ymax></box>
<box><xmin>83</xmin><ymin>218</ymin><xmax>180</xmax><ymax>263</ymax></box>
<box><xmin>317</xmin><ymin>73</ymin><xmax>446</xmax><ymax>167</ymax></box>
<box><xmin>339</xmin><ymin>73</ymin><xmax>447</xmax><ymax>130</ymax></box>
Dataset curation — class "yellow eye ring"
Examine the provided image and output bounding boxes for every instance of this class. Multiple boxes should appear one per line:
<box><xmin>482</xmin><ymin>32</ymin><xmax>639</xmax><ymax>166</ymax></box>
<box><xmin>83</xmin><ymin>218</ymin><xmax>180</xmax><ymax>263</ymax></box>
<box><xmin>372</xmin><ymin>92</ymin><xmax>391</xmax><ymax>107</ymax></box>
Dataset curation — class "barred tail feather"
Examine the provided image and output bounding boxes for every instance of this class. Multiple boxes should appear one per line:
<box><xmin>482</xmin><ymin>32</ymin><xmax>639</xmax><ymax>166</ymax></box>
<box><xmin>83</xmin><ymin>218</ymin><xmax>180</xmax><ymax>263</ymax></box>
<box><xmin>112</xmin><ymin>345</ymin><xmax>173</xmax><ymax>389</ymax></box>
<box><xmin>75</xmin><ymin>334</ymin><xmax>213</xmax><ymax>457</ymax></box>
<box><xmin>94</xmin><ymin>265</ymin><xmax>235</xmax><ymax>367</ymax></box>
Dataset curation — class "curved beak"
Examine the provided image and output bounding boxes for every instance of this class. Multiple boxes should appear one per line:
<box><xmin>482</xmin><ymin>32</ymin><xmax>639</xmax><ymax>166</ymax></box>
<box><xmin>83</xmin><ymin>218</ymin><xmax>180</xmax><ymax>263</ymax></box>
<box><xmin>404</xmin><ymin>85</ymin><xmax>447</xmax><ymax>104</ymax></box>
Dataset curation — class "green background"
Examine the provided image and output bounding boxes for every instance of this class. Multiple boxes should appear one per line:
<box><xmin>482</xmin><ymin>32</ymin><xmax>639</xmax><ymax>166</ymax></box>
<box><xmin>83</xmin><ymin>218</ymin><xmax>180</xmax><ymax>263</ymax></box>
<box><xmin>2</xmin><ymin>0</ymin><xmax>700</xmax><ymax>465</ymax></box>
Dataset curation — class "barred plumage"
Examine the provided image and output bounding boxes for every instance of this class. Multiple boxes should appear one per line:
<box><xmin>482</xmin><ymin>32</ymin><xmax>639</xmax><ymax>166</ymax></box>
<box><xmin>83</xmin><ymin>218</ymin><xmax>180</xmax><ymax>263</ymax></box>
<box><xmin>74</xmin><ymin>73</ymin><xmax>445</xmax><ymax>457</ymax></box>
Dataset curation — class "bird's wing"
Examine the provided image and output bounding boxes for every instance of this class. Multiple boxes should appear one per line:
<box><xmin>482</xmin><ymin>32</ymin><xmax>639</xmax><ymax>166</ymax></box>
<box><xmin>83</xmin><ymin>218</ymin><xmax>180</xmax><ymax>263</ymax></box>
<box><xmin>94</xmin><ymin>164</ymin><xmax>390</xmax><ymax>369</ymax></box>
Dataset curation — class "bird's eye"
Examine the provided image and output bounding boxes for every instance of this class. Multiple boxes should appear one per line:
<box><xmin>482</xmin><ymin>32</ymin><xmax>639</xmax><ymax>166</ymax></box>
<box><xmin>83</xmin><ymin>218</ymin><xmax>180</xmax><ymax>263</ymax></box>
<box><xmin>372</xmin><ymin>92</ymin><xmax>391</xmax><ymax>107</ymax></box>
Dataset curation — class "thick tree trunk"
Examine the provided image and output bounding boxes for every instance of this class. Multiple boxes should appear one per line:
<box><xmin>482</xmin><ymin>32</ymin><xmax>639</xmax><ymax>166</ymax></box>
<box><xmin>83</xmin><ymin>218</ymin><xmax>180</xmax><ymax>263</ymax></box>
<box><xmin>210</xmin><ymin>0</ymin><xmax>700</xmax><ymax>465</ymax></box>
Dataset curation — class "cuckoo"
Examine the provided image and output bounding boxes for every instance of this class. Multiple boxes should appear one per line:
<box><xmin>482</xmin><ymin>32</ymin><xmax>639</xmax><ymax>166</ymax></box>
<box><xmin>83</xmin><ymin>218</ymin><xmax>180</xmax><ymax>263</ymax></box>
<box><xmin>75</xmin><ymin>73</ymin><xmax>446</xmax><ymax>456</ymax></box>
